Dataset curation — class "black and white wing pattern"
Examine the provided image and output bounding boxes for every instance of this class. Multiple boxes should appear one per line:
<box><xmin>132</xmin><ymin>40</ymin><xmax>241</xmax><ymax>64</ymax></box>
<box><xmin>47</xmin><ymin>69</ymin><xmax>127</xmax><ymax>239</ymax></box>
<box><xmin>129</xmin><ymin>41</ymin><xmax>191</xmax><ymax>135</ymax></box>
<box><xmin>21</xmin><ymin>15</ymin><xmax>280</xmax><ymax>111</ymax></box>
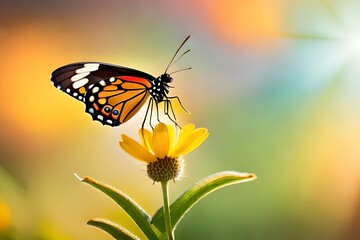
<box><xmin>50</xmin><ymin>62</ymin><xmax>155</xmax><ymax>102</ymax></box>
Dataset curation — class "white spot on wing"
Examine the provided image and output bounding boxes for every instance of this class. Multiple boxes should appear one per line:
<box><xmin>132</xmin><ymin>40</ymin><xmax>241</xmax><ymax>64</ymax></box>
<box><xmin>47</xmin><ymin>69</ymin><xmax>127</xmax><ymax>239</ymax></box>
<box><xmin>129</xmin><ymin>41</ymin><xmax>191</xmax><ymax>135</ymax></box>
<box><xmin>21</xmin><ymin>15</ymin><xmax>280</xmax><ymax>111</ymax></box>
<box><xmin>97</xmin><ymin>115</ymin><xmax>104</xmax><ymax>121</ymax></box>
<box><xmin>66</xmin><ymin>88</ymin><xmax>70</xmax><ymax>93</ymax></box>
<box><xmin>75</xmin><ymin>63</ymin><xmax>100</xmax><ymax>74</ymax></box>
<box><xmin>89</xmin><ymin>108</ymin><xmax>94</xmax><ymax>113</ymax></box>
<box><xmin>92</xmin><ymin>86</ymin><xmax>99</xmax><ymax>93</ymax></box>
<box><xmin>99</xmin><ymin>80</ymin><xmax>106</xmax><ymax>86</ymax></box>
<box><xmin>84</xmin><ymin>63</ymin><xmax>100</xmax><ymax>68</ymax></box>
<box><xmin>71</xmin><ymin>72</ymin><xmax>90</xmax><ymax>82</ymax></box>
<box><xmin>57</xmin><ymin>85</ymin><xmax>61</xmax><ymax>90</ymax></box>
<box><xmin>107</xmin><ymin>119</ymin><xmax>113</xmax><ymax>124</ymax></box>
<box><xmin>89</xmin><ymin>96</ymin><xmax>95</xmax><ymax>102</ymax></box>
<box><xmin>73</xmin><ymin>78</ymin><xmax>89</xmax><ymax>89</ymax></box>
<box><xmin>109</xmin><ymin>77</ymin><xmax>115</xmax><ymax>82</ymax></box>
<box><xmin>73</xmin><ymin>92</ymin><xmax>78</xmax><ymax>97</ymax></box>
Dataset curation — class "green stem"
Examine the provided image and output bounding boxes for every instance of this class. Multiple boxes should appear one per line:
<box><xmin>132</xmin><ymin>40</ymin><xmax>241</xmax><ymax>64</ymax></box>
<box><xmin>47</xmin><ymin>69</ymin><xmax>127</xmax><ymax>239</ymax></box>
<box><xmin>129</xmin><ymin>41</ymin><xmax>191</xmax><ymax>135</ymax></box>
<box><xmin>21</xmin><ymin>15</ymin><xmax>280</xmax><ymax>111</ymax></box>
<box><xmin>161</xmin><ymin>181</ymin><xmax>174</xmax><ymax>240</ymax></box>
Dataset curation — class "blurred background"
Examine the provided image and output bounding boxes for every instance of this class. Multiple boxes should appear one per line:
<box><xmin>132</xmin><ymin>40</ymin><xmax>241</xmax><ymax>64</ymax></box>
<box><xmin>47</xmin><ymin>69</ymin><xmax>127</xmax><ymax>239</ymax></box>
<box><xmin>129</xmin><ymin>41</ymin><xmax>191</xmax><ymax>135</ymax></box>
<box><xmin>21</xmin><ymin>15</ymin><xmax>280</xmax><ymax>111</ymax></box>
<box><xmin>0</xmin><ymin>0</ymin><xmax>359</xmax><ymax>239</ymax></box>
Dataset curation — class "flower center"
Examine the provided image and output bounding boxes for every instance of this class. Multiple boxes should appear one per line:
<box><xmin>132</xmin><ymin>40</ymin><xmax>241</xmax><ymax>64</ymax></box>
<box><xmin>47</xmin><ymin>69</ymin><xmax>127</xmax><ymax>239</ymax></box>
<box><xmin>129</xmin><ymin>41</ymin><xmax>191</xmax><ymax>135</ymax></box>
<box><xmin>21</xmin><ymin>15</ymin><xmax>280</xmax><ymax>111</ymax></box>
<box><xmin>147</xmin><ymin>156</ymin><xmax>183</xmax><ymax>182</ymax></box>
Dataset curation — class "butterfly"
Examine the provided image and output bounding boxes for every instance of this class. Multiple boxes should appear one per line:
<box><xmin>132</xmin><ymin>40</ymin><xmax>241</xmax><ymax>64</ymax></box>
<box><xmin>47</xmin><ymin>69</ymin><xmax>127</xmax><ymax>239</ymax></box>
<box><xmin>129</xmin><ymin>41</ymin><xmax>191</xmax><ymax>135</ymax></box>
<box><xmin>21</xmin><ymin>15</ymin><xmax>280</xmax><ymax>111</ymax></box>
<box><xmin>51</xmin><ymin>35</ymin><xmax>190</xmax><ymax>128</ymax></box>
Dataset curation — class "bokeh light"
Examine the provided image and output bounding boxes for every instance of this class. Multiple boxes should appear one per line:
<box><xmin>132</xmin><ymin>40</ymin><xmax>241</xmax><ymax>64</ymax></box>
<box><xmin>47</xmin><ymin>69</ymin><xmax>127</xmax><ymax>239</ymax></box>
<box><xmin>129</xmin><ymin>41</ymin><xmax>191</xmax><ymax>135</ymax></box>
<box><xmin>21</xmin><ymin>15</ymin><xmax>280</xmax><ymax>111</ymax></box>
<box><xmin>1</xmin><ymin>0</ymin><xmax>359</xmax><ymax>239</ymax></box>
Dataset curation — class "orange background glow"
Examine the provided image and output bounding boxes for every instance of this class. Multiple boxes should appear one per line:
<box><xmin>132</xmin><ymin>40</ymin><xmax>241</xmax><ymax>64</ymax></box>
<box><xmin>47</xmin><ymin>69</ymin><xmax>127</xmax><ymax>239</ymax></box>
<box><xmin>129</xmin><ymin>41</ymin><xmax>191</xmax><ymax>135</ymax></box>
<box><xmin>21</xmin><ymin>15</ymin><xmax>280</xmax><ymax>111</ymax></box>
<box><xmin>0</xmin><ymin>0</ymin><xmax>359</xmax><ymax>239</ymax></box>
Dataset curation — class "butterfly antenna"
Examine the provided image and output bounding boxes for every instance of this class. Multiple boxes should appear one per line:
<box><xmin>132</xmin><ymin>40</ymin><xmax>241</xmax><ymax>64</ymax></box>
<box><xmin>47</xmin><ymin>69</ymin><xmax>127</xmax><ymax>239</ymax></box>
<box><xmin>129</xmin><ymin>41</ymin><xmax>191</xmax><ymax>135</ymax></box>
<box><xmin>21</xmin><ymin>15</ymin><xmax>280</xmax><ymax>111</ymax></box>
<box><xmin>168</xmin><ymin>49</ymin><xmax>190</xmax><ymax>70</ymax></box>
<box><xmin>168</xmin><ymin>67</ymin><xmax>192</xmax><ymax>75</ymax></box>
<box><xmin>164</xmin><ymin>35</ymin><xmax>191</xmax><ymax>73</ymax></box>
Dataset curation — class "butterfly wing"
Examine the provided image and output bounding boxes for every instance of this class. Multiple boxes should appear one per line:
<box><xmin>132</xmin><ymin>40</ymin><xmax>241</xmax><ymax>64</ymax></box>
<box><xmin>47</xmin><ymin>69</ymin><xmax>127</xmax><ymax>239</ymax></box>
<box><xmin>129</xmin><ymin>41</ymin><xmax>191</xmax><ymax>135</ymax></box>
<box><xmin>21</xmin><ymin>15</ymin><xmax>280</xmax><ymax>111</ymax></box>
<box><xmin>84</xmin><ymin>75</ymin><xmax>153</xmax><ymax>126</ymax></box>
<box><xmin>50</xmin><ymin>62</ymin><xmax>155</xmax><ymax>101</ymax></box>
<box><xmin>51</xmin><ymin>62</ymin><xmax>157</xmax><ymax>126</ymax></box>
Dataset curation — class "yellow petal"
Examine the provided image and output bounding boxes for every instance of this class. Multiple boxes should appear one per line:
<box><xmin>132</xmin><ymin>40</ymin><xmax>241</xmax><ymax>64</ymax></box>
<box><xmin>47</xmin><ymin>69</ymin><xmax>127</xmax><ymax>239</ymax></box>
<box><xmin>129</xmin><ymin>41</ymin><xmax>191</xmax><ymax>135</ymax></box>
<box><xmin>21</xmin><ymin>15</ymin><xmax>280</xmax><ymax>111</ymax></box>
<box><xmin>138</xmin><ymin>128</ymin><xmax>153</xmax><ymax>152</ymax></box>
<box><xmin>170</xmin><ymin>128</ymin><xmax>208</xmax><ymax>157</ymax></box>
<box><xmin>168</xmin><ymin>123</ymin><xmax>194</xmax><ymax>156</ymax></box>
<box><xmin>151</xmin><ymin>123</ymin><xmax>170</xmax><ymax>158</ymax></box>
<box><xmin>119</xmin><ymin>134</ymin><xmax>156</xmax><ymax>163</ymax></box>
<box><xmin>167</xmin><ymin>124</ymin><xmax>175</xmax><ymax>154</ymax></box>
<box><xmin>177</xmin><ymin>124</ymin><xmax>195</xmax><ymax>144</ymax></box>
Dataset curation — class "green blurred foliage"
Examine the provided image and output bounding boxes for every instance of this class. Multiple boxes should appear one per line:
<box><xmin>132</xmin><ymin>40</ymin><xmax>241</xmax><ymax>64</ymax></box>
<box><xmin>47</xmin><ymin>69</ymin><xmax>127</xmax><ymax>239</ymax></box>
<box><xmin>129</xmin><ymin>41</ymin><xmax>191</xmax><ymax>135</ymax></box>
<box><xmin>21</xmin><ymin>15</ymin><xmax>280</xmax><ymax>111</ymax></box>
<box><xmin>1</xmin><ymin>0</ymin><xmax>359</xmax><ymax>239</ymax></box>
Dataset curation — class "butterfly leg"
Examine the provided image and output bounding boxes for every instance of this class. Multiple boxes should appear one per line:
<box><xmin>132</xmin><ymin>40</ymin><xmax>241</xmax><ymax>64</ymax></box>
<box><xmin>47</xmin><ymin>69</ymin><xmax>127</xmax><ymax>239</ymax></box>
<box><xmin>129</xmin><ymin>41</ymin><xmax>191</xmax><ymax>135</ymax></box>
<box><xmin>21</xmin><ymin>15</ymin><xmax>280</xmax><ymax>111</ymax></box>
<box><xmin>141</xmin><ymin>99</ymin><xmax>153</xmax><ymax>148</ymax></box>
<box><xmin>167</xmin><ymin>96</ymin><xmax>190</xmax><ymax>114</ymax></box>
<box><xmin>164</xmin><ymin>98</ymin><xmax>180</xmax><ymax>128</ymax></box>
<box><xmin>155</xmin><ymin>101</ymin><xmax>162</xmax><ymax>124</ymax></box>
<box><xmin>149</xmin><ymin>98</ymin><xmax>156</xmax><ymax>130</ymax></box>
<box><xmin>142</xmin><ymin>98</ymin><xmax>154</xmax><ymax>130</ymax></box>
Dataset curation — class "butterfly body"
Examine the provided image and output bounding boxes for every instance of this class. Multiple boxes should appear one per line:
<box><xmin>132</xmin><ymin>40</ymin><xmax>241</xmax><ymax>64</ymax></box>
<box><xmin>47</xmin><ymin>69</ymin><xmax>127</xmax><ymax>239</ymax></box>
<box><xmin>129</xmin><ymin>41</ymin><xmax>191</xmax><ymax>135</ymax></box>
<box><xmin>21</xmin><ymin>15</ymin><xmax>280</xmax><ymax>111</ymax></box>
<box><xmin>51</xmin><ymin>62</ymin><xmax>174</xmax><ymax>127</ymax></box>
<box><xmin>148</xmin><ymin>73</ymin><xmax>172</xmax><ymax>102</ymax></box>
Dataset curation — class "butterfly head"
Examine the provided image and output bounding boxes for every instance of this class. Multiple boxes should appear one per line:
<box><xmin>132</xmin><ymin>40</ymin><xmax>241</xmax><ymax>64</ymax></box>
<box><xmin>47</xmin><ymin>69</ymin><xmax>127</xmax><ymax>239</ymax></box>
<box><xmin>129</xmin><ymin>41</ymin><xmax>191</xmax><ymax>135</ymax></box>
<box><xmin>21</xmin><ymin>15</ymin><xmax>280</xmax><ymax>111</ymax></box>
<box><xmin>161</xmin><ymin>73</ymin><xmax>173</xmax><ymax>83</ymax></box>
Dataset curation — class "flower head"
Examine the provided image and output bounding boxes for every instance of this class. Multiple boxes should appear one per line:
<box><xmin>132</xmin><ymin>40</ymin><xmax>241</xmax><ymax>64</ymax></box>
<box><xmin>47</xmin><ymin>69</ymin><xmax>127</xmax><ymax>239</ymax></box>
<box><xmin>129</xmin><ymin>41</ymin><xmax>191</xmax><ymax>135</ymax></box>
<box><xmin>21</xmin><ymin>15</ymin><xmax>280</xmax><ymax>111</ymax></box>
<box><xmin>119</xmin><ymin>123</ymin><xmax>209</xmax><ymax>182</ymax></box>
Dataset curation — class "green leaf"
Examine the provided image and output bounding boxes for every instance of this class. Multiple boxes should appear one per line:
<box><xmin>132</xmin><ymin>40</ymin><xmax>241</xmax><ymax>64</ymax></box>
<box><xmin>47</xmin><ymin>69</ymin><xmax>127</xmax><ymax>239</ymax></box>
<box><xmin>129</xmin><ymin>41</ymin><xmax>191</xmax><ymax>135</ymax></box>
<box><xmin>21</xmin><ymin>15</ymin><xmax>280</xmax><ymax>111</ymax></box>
<box><xmin>78</xmin><ymin>175</ymin><xmax>160</xmax><ymax>239</ymax></box>
<box><xmin>152</xmin><ymin>171</ymin><xmax>256</xmax><ymax>232</ymax></box>
<box><xmin>87</xmin><ymin>218</ymin><xmax>139</xmax><ymax>240</ymax></box>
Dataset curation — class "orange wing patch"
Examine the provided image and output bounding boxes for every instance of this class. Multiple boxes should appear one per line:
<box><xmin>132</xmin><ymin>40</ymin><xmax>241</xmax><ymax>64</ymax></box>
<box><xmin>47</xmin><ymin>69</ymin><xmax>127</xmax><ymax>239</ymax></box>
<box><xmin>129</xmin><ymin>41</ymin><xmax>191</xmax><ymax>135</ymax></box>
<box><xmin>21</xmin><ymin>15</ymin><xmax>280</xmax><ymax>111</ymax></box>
<box><xmin>85</xmin><ymin>75</ymin><xmax>153</xmax><ymax>126</ymax></box>
<box><xmin>99</xmin><ymin>89</ymin><xmax>125</xmax><ymax>98</ymax></box>
<box><xmin>98</xmin><ymin>98</ymin><xmax>107</xmax><ymax>105</ymax></box>
<box><xmin>121</xmin><ymin>82</ymin><xmax>148</xmax><ymax>90</ymax></box>
<box><xmin>108</xmin><ymin>89</ymin><xmax>145</xmax><ymax>105</ymax></box>
<box><xmin>120</xmin><ymin>91</ymin><xmax>150</xmax><ymax>123</ymax></box>
<box><xmin>119</xmin><ymin>76</ymin><xmax>152</xmax><ymax>88</ymax></box>
<box><xmin>103</xmin><ymin>85</ymin><xmax>118</xmax><ymax>91</ymax></box>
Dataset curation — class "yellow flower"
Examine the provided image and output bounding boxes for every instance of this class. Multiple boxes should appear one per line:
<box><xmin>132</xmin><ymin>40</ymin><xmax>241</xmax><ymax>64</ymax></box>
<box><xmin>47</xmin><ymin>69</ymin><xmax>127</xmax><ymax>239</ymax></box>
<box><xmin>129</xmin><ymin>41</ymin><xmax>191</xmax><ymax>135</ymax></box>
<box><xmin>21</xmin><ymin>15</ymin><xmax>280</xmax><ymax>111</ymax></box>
<box><xmin>119</xmin><ymin>123</ymin><xmax>209</xmax><ymax>182</ymax></box>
